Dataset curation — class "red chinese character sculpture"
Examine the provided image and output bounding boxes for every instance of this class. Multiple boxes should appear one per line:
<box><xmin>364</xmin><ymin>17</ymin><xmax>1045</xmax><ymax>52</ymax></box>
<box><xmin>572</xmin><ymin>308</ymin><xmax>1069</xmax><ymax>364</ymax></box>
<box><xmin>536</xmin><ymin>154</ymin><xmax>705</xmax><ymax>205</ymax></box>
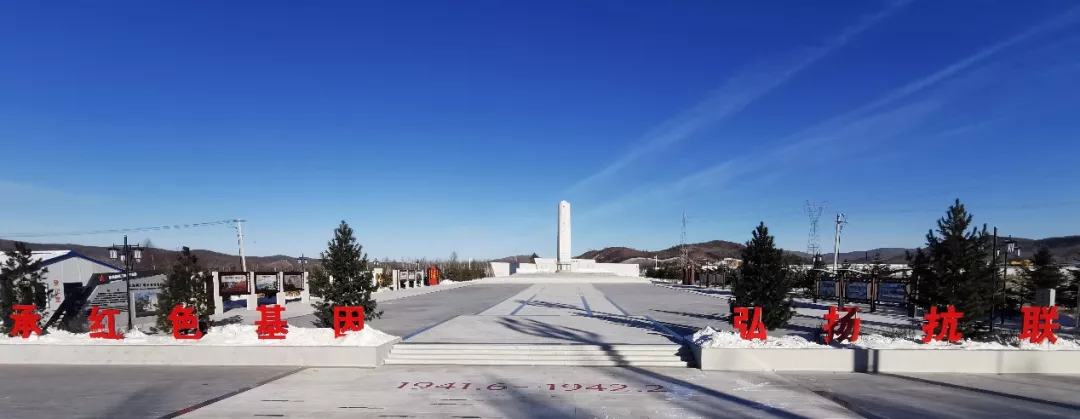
<box><xmin>823</xmin><ymin>306</ymin><xmax>860</xmax><ymax>343</ymax></box>
<box><xmin>9</xmin><ymin>305</ymin><xmax>42</xmax><ymax>338</ymax></box>
<box><xmin>167</xmin><ymin>305</ymin><xmax>203</xmax><ymax>340</ymax></box>
<box><xmin>921</xmin><ymin>305</ymin><xmax>963</xmax><ymax>343</ymax></box>
<box><xmin>88</xmin><ymin>306</ymin><xmax>123</xmax><ymax>340</ymax></box>
<box><xmin>255</xmin><ymin>304</ymin><xmax>288</xmax><ymax>340</ymax></box>
<box><xmin>733</xmin><ymin>306</ymin><xmax>767</xmax><ymax>341</ymax></box>
<box><xmin>1019</xmin><ymin>306</ymin><xmax>1059</xmax><ymax>344</ymax></box>
<box><xmin>333</xmin><ymin>306</ymin><xmax>365</xmax><ymax>338</ymax></box>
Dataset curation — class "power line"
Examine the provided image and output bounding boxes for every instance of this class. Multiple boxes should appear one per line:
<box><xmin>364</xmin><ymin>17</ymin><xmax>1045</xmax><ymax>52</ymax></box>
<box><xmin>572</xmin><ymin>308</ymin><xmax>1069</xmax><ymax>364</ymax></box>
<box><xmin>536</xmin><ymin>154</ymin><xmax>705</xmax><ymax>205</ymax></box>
<box><xmin>0</xmin><ymin>220</ymin><xmax>241</xmax><ymax>239</ymax></box>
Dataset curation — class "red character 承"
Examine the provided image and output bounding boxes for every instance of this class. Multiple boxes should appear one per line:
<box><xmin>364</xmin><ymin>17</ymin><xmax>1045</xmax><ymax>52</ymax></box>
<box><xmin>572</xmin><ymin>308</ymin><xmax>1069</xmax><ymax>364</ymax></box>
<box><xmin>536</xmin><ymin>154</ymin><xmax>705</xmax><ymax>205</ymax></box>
<box><xmin>733</xmin><ymin>306</ymin><xmax>767</xmax><ymax>341</ymax></box>
<box><xmin>255</xmin><ymin>304</ymin><xmax>288</xmax><ymax>340</ymax></box>
<box><xmin>823</xmin><ymin>306</ymin><xmax>860</xmax><ymax>343</ymax></box>
<box><xmin>1019</xmin><ymin>306</ymin><xmax>1059</xmax><ymax>344</ymax></box>
<box><xmin>88</xmin><ymin>306</ymin><xmax>123</xmax><ymax>340</ymax></box>
<box><xmin>922</xmin><ymin>305</ymin><xmax>963</xmax><ymax>343</ymax></box>
<box><xmin>9</xmin><ymin>305</ymin><xmax>42</xmax><ymax>339</ymax></box>
<box><xmin>333</xmin><ymin>306</ymin><xmax>365</xmax><ymax>338</ymax></box>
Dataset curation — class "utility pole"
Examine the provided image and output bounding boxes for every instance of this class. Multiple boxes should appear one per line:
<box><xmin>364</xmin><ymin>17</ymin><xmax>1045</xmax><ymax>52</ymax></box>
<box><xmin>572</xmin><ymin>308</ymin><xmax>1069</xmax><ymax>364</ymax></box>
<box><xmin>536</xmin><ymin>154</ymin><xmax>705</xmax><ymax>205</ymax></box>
<box><xmin>235</xmin><ymin>219</ymin><xmax>248</xmax><ymax>272</ymax></box>
<box><xmin>833</xmin><ymin>214</ymin><xmax>846</xmax><ymax>307</ymax></box>
<box><xmin>680</xmin><ymin>212</ymin><xmax>689</xmax><ymax>269</ymax></box>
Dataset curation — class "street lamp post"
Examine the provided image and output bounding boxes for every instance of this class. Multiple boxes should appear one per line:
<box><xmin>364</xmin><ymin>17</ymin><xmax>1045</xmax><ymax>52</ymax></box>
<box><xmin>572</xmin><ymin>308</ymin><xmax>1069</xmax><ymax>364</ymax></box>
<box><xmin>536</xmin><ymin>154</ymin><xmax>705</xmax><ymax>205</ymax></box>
<box><xmin>297</xmin><ymin>255</ymin><xmax>310</xmax><ymax>274</ymax></box>
<box><xmin>108</xmin><ymin>235</ymin><xmax>143</xmax><ymax>331</ymax></box>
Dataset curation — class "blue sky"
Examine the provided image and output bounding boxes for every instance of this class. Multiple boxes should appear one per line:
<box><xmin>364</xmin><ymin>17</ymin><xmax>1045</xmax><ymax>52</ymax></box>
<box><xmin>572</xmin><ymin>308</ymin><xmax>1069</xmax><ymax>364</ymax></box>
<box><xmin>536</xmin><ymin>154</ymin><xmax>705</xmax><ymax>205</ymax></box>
<box><xmin>2</xmin><ymin>1</ymin><xmax>1080</xmax><ymax>260</ymax></box>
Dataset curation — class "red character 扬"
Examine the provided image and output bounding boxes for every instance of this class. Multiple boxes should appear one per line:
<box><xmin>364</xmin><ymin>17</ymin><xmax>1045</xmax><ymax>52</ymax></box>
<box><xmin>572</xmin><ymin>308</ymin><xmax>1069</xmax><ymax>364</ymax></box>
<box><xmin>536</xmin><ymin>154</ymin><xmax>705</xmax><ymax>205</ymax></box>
<box><xmin>733</xmin><ymin>306</ymin><xmax>767</xmax><ymax>341</ymax></box>
<box><xmin>333</xmin><ymin>306</ymin><xmax>365</xmax><ymax>338</ymax></box>
<box><xmin>167</xmin><ymin>305</ymin><xmax>203</xmax><ymax>340</ymax></box>
<box><xmin>88</xmin><ymin>306</ymin><xmax>123</xmax><ymax>339</ymax></box>
<box><xmin>255</xmin><ymin>304</ymin><xmax>288</xmax><ymax>340</ymax></box>
<box><xmin>1019</xmin><ymin>306</ymin><xmax>1059</xmax><ymax>344</ymax></box>
<box><xmin>9</xmin><ymin>305</ymin><xmax>42</xmax><ymax>338</ymax></box>
<box><xmin>823</xmin><ymin>306</ymin><xmax>860</xmax><ymax>343</ymax></box>
<box><xmin>921</xmin><ymin>305</ymin><xmax>963</xmax><ymax>343</ymax></box>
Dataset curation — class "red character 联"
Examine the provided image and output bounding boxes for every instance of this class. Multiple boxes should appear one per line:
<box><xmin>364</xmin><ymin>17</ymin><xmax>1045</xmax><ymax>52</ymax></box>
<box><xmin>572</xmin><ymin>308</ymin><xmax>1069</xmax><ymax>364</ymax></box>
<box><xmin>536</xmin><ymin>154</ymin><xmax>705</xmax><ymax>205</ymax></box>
<box><xmin>333</xmin><ymin>306</ymin><xmax>365</xmax><ymax>338</ymax></box>
<box><xmin>9</xmin><ymin>305</ymin><xmax>42</xmax><ymax>339</ymax></box>
<box><xmin>823</xmin><ymin>306</ymin><xmax>860</xmax><ymax>343</ymax></box>
<box><xmin>255</xmin><ymin>304</ymin><xmax>288</xmax><ymax>340</ymax></box>
<box><xmin>733</xmin><ymin>306</ymin><xmax>767</xmax><ymax>341</ymax></box>
<box><xmin>88</xmin><ymin>306</ymin><xmax>123</xmax><ymax>339</ymax></box>
<box><xmin>167</xmin><ymin>305</ymin><xmax>203</xmax><ymax>340</ymax></box>
<box><xmin>921</xmin><ymin>305</ymin><xmax>963</xmax><ymax>343</ymax></box>
<box><xmin>1019</xmin><ymin>306</ymin><xmax>1059</xmax><ymax>344</ymax></box>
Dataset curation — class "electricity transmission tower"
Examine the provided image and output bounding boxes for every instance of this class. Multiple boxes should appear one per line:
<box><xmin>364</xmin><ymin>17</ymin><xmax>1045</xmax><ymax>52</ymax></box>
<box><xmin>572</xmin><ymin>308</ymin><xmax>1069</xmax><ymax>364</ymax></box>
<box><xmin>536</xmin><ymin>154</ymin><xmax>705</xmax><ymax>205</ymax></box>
<box><xmin>680</xmin><ymin>212</ymin><xmax>689</xmax><ymax>269</ymax></box>
<box><xmin>805</xmin><ymin>201</ymin><xmax>825</xmax><ymax>262</ymax></box>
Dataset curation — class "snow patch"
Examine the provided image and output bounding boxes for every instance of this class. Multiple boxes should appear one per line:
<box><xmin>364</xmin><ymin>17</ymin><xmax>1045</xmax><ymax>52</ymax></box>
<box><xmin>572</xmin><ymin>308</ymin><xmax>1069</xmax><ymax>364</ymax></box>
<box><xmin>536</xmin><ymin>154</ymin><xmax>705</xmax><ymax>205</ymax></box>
<box><xmin>689</xmin><ymin>327</ymin><xmax>823</xmax><ymax>349</ymax></box>
<box><xmin>0</xmin><ymin>324</ymin><xmax>398</xmax><ymax>347</ymax></box>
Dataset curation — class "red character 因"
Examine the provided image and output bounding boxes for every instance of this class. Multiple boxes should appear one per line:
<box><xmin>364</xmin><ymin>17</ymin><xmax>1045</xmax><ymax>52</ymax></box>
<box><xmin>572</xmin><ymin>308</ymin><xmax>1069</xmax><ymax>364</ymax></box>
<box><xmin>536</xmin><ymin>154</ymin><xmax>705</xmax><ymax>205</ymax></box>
<box><xmin>88</xmin><ymin>306</ymin><xmax>123</xmax><ymax>340</ymax></box>
<box><xmin>922</xmin><ymin>305</ymin><xmax>963</xmax><ymax>343</ymax></box>
<box><xmin>168</xmin><ymin>305</ymin><xmax>203</xmax><ymax>340</ymax></box>
<box><xmin>9</xmin><ymin>305</ymin><xmax>42</xmax><ymax>339</ymax></box>
<box><xmin>733</xmin><ymin>306</ymin><xmax>767</xmax><ymax>341</ymax></box>
<box><xmin>1019</xmin><ymin>306</ymin><xmax>1059</xmax><ymax>344</ymax></box>
<box><xmin>255</xmin><ymin>304</ymin><xmax>288</xmax><ymax>340</ymax></box>
<box><xmin>333</xmin><ymin>306</ymin><xmax>365</xmax><ymax>338</ymax></box>
<box><xmin>823</xmin><ymin>306</ymin><xmax>860</xmax><ymax>343</ymax></box>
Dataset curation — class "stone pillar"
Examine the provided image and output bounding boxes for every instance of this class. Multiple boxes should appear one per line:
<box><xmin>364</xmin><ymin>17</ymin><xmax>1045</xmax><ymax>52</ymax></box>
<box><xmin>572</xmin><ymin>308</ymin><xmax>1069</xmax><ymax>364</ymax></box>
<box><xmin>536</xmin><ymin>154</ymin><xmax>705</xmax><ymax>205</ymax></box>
<box><xmin>392</xmin><ymin>270</ymin><xmax>399</xmax><ymax>291</ymax></box>
<box><xmin>212</xmin><ymin>271</ymin><xmax>223</xmax><ymax>315</ymax></box>
<box><xmin>246</xmin><ymin>271</ymin><xmax>257</xmax><ymax>310</ymax></box>
<box><xmin>275</xmin><ymin>272</ymin><xmax>285</xmax><ymax>306</ymax></box>
<box><xmin>300</xmin><ymin>271</ymin><xmax>310</xmax><ymax>303</ymax></box>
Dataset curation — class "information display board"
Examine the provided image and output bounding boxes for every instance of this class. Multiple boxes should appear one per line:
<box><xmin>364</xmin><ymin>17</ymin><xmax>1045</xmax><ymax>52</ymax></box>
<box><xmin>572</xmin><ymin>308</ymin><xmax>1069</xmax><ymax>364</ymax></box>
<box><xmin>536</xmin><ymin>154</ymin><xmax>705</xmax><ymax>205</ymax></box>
<box><xmin>219</xmin><ymin>273</ymin><xmax>249</xmax><ymax>295</ymax></box>
<box><xmin>283</xmin><ymin>273</ymin><xmax>304</xmax><ymax>291</ymax></box>
<box><xmin>255</xmin><ymin>273</ymin><xmax>278</xmax><ymax>294</ymax></box>
<box><xmin>846</xmin><ymin>282</ymin><xmax>870</xmax><ymax>302</ymax></box>
<box><xmin>878</xmin><ymin>282</ymin><xmax>907</xmax><ymax>304</ymax></box>
<box><xmin>818</xmin><ymin>280</ymin><xmax>838</xmax><ymax>298</ymax></box>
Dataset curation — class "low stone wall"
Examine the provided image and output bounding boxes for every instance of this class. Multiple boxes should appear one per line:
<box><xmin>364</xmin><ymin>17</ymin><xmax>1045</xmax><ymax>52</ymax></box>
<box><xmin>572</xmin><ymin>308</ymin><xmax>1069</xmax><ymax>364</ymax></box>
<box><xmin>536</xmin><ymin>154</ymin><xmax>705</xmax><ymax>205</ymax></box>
<box><xmin>692</xmin><ymin>346</ymin><xmax>1080</xmax><ymax>374</ymax></box>
<box><xmin>0</xmin><ymin>338</ymin><xmax>400</xmax><ymax>367</ymax></box>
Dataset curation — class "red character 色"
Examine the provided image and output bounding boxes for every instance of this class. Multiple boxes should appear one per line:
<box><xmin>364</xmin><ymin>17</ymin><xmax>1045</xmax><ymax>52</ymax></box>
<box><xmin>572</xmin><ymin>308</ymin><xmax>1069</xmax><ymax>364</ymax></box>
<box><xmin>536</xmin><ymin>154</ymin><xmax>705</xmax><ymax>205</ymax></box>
<box><xmin>9</xmin><ymin>305</ymin><xmax>42</xmax><ymax>338</ymax></box>
<box><xmin>168</xmin><ymin>305</ymin><xmax>203</xmax><ymax>340</ymax></box>
<box><xmin>823</xmin><ymin>306</ymin><xmax>860</xmax><ymax>343</ymax></box>
<box><xmin>255</xmin><ymin>304</ymin><xmax>288</xmax><ymax>340</ymax></box>
<box><xmin>333</xmin><ymin>306</ymin><xmax>365</xmax><ymax>338</ymax></box>
<box><xmin>733</xmin><ymin>306</ymin><xmax>767</xmax><ymax>341</ymax></box>
<box><xmin>1019</xmin><ymin>306</ymin><xmax>1059</xmax><ymax>344</ymax></box>
<box><xmin>88</xmin><ymin>306</ymin><xmax>123</xmax><ymax>339</ymax></box>
<box><xmin>921</xmin><ymin>305</ymin><xmax>963</xmax><ymax>343</ymax></box>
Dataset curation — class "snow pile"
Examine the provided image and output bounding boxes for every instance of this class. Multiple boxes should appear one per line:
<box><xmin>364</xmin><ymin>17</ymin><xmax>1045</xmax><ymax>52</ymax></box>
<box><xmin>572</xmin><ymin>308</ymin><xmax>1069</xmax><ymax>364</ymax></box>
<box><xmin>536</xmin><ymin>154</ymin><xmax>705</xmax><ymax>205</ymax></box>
<box><xmin>440</xmin><ymin>280</ymin><xmax>458</xmax><ymax>285</ymax></box>
<box><xmin>0</xmin><ymin>324</ymin><xmax>398</xmax><ymax>347</ymax></box>
<box><xmin>688</xmin><ymin>327</ymin><xmax>824</xmax><ymax>349</ymax></box>
<box><xmin>687</xmin><ymin>327</ymin><xmax>1080</xmax><ymax>350</ymax></box>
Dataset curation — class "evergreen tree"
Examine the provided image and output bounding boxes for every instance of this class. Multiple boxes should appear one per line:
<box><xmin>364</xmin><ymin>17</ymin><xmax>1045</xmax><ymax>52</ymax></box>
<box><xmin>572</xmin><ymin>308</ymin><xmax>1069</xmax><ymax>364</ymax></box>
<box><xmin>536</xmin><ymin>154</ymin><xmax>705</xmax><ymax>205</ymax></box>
<box><xmin>907</xmin><ymin>200</ymin><xmax>995</xmax><ymax>335</ymax></box>
<box><xmin>155</xmin><ymin>247</ymin><xmax>211</xmax><ymax>333</ymax></box>
<box><xmin>1059</xmin><ymin>270</ymin><xmax>1079</xmax><ymax>310</ymax></box>
<box><xmin>310</xmin><ymin>221</ymin><xmax>381</xmax><ymax>327</ymax></box>
<box><xmin>731</xmin><ymin>222</ymin><xmax>793</xmax><ymax>329</ymax></box>
<box><xmin>1018</xmin><ymin>247</ymin><xmax>1064</xmax><ymax>306</ymax></box>
<box><xmin>0</xmin><ymin>242</ymin><xmax>51</xmax><ymax>331</ymax></box>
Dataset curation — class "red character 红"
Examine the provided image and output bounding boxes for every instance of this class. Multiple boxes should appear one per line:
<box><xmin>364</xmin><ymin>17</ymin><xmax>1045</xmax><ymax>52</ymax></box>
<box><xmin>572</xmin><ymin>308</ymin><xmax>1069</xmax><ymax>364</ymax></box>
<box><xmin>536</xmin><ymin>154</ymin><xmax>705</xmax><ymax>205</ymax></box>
<box><xmin>255</xmin><ymin>304</ymin><xmax>288</xmax><ymax>340</ymax></box>
<box><xmin>733</xmin><ymin>306</ymin><xmax>767</xmax><ymax>341</ymax></box>
<box><xmin>168</xmin><ymin>305</ymin><xmax>203</xmax><ymax>340</ymax></box>
<box><xmin>333</xmin><ymin>306</ymin><xmax>365</xmax><ymax>338</ymax></box>
<box><xmin>823</xmin><ymin>306</ymin><xmax>860</xmax><ymax>343</ymax></box>
<box><xmin>1019</xmin><ymin>306</ymin><xmax>1059</xmax><ymax>344</ymax></box>
<box><xmin>9</xmin><ymin>305</ymin><xmax>42</xmax><ymax>338</ymax></box>
<box><xmin>88</xmin><ymin>306</ymin><xmax>123</xmax><ymax>339</ymax></box>
<box><xmin>921</xmin><ymin>305</ymin><xmax>963</xmax><ymax>343</ymax></box>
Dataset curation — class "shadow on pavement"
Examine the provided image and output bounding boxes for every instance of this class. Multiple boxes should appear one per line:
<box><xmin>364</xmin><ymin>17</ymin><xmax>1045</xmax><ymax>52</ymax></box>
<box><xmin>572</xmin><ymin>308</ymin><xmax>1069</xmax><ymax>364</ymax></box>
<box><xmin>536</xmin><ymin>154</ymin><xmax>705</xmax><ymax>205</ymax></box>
<box><xmin>879</xmin><ymin>373</ymin><xmax>1080</xmax><ymax>411</ymax></box>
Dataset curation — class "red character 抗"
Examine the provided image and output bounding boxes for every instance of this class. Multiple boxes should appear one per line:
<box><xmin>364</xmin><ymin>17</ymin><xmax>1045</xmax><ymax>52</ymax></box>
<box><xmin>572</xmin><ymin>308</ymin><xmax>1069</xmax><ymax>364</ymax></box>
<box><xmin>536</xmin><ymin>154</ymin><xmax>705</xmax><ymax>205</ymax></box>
<box><xmin>921</xmin><ymin>305</ymin><xmax>963</xmax><ymax>343</ymax></box>
<box><xmin>167</xmin><ymin>305</ymin><xmax>203</xmax><ymax>340</ymax></box>
<box><xmin>9</xmin><ymin>305</ymin><xmax>42</xmax><ymax>339</ymax></box>
<box><xmin>1019</xmin><ymin>306</ymin><xmax>1059</xmax><ymax>344</ymax></box>
<box><xmin>255</xmin><ymin>304</ymin><xmax>288</xmax><ymax>340</ymax></box>
<box><xmin>823</xmin><ymin>306</ymin><xmax>860</xmax><ymax>343</ymax></box>
<box><xmin>733</xmin><ymin>306</ymin><xmax>768</xmax><ymax>341</ymax></box>
<box><xmin>88</xmin><ymin>306</ymin><xmax>123</xmax><ymax>339</ymax></box>
<box><xmin>333</xmin><ymin>306</ymin><xmax>365</xmax><ymax>338</ymax></box>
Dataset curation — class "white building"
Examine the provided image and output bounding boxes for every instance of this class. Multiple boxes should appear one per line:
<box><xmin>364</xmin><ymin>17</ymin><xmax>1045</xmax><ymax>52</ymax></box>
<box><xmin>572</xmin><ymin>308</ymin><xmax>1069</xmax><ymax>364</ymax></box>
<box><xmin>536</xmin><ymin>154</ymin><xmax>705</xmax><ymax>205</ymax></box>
<box><xmin>0</xmin><ymin>250</ymin><xmax>122</xmax><ymax>315</ymax></box>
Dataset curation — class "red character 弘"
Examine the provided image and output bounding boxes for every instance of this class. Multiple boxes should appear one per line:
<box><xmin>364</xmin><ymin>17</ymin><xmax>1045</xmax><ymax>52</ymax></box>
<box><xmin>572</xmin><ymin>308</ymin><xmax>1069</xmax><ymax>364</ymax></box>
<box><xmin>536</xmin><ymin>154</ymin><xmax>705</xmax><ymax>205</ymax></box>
<box><xmin>921</xmin><ymin>305</ymin><xmax>963</xmax><ymax>343</ymax></box>
<box><xmin>88</xmin><ymin>306</ymin><xmax>123</xmax><ymax>339</ymax></box>
<box><xmin>168</xmin><ymin>305</ymin><xmax>203</xmax><ymax>340</ymax></box>
<box><xmin>255</xmin><ymin>304</ymin><xmax>288</xmax><ymax>340</ymax></box>
<box><xmin>1019</xmin><ymin>306</ymin><xmax>1059</xmax><ymax>344</ymax></box>
<box><xmin>333</xmin><ymin>306</ymin><xmax>365</xmax><ymax>338</ymax></box>
<box><xmin>823</xmin><ymin>306</ymin><xmax>860</xmax><ymax>343</ymax></box>
<box><xmin>733</xmin><ymin>306</ymin><xmax>767</xmax><ymax>341</ymax></box>
<box><xmin>9</xmin><ymin>305</ymin><xmax>42</xmax><ymax>339</ymax></box>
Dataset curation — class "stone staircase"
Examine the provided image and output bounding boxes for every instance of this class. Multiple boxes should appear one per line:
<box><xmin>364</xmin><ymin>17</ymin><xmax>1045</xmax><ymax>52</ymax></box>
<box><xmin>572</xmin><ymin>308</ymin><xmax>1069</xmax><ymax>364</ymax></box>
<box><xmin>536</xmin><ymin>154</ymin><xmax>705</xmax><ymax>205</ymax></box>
<box><xmin>382</xmin><ymin>343</ymin><xmax>691</xmax><ymax>367</ymax></box>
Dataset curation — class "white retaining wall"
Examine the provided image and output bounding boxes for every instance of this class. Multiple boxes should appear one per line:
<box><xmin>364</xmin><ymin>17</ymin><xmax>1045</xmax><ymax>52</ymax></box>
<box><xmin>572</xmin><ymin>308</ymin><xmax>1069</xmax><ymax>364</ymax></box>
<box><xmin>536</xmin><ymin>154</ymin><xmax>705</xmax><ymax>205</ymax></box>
<box><xmin>692</xmin><ymin>346</ymin><xmax>1080</xmax><ymax>374</ymax></box>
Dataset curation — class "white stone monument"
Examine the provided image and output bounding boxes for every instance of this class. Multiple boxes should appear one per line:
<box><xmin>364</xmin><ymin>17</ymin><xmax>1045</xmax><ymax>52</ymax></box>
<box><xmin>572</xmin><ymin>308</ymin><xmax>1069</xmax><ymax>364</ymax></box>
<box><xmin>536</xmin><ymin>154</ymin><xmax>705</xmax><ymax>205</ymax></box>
<box><xmin>557</xmin><ymin>200</ymin><xmax>571</xmax><ymax>272</ymax></box>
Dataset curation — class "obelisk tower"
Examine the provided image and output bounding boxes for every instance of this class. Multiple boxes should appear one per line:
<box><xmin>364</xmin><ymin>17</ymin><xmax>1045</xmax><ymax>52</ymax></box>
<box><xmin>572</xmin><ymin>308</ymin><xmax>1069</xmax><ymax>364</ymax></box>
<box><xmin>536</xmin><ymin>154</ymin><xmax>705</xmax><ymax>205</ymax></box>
<box><xmin>557</xmin><ymin>200</ymin><xmax>571</xmax><ymax>272</ymax></box>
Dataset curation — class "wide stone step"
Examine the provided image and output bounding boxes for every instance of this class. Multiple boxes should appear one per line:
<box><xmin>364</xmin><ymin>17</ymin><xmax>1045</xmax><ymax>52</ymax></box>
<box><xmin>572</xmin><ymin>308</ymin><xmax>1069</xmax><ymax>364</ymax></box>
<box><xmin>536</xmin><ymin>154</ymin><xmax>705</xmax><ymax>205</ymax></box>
<box><xmin>383</xmin><ymin>358</ymin><xmax>689</xmax><ymax>367</ymax></box>
<box><xmin>391</xmin><ymin>344</ymin><xmax>680</xmax><ymax>352</ymax></box>
<box><xmin>386</xmin><ymin>353</ymin><xmax>683</xmax><ymax>361</ymax></box>
<box><xmin>390</xmin><ymin>347</ymin><xmax>680</xmax><ymax>355</ymax></box>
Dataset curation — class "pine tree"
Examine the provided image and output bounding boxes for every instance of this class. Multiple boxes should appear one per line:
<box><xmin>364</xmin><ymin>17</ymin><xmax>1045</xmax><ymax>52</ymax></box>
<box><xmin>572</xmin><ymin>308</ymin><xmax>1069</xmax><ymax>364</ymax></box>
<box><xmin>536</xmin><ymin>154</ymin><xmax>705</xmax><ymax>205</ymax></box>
<box><xmin>907</xmin><ymin>199</ymin><xmax>995</xmax><ymax>335</ymax></box>
<box><xmin>310</xmin><ymin>221</ymin><xmax>381</xmax><ymax>327</ymax></box>
<box><xmin>1018</xmin><ymin>247</ymin><xmax>1064</xmax><ymax>305</ymax></box>
<box><xmin>1059</xmin><ymin>270</ymin><xmax>1079</xmax><ymax>310</ymax></box>
<box><xmin>155</xmin><ymin>247</ymin><xmax>211</xmax><ymax>333</ymax></box>
<box><xmin>731</xmin><ymin>222</ymin><xmax>793</xmax><ymax>329</ymax></box>
<box><xmin>0</xmin><ymin>242</ymin><xmax>51</xmax><ymax>331</ymax></box>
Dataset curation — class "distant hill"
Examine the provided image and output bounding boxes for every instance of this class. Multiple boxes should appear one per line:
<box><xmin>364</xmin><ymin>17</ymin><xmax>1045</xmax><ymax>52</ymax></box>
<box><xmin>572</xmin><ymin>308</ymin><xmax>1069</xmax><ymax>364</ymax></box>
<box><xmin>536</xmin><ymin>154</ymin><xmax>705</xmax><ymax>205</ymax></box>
<box><xmin>0</xmin><ymin>239</ymin><xmax>307</xmax><ymax>271</ymax></box>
